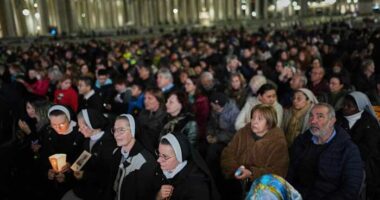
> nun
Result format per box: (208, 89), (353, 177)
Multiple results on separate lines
(157, 133), (220, 200)
(61, 109), (117, 200)
(337, 91), (380, 199)
(110, 114), (160, 200)
(39, 105), (84, 200)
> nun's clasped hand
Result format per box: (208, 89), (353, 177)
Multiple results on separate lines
(158, 185), (173, 200)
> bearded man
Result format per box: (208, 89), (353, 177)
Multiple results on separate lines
(286, 103), (364, 200)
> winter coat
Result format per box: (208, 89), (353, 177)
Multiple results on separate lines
(287, 126), (364, 200)
(221, 125), (289, 181)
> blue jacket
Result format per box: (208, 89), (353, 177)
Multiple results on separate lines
(287, 126), (363, 200)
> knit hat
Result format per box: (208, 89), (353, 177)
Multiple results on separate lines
(80, 109), (108, 130)
(210, 92), (229, 107)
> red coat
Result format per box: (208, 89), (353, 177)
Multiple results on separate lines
(54, 87), (79, 112)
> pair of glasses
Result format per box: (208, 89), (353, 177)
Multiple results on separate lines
(111, 127), (130, 135)
(155, 150), (175, 161)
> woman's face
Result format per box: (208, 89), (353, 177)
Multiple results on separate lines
(157, 144), (179, 171)
(329, 77), (343, 93)
(50, 115), (70, 135)
(231, 76), (241, 90)
(60, 79), (72, 90)
(144, 92), (160, 111)
(184, 78), (196, 94)
(258, 89), (277, 105)
(26, 102), (37, 118)
(166, 95), (182, 117)
(113, 119), (133, 147)
(251, 111), (269, 136)
(293, 91), (309, 110)
(342, 98), (359, 116)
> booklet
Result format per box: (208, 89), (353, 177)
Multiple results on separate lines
(70, 150), (92, 172)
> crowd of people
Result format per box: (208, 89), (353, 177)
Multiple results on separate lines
(1, 21), (380, 200)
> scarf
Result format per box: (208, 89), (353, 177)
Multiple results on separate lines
(285, 102), (311, 147)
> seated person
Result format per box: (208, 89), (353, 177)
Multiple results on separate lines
(336, 91), (380, 199)
(287, 103), (364, 200)
(156, 133), (220, 200)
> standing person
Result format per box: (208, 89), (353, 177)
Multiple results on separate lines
(287, 103), (363, 200)
(110, 114), (160, 200)
(39, 105), (84, 200)
(337, 91), (380, 199)
(61, 109), (116, 200)
(156, 133), (220, 200)
(221, 104), (289, 199)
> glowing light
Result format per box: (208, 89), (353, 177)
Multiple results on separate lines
(251, 11), (257, 17)
(35, 12), (40, 19)
(173, 8), (178, 14)
(81, 13), (86, 18)
(276, 0), (291, 9)
(34, 3), (38, 8)
(241, 5), (247, 10)
(22, 9), (30, 16)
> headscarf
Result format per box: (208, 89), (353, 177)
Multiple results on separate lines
(348, 91), (378, 120)
(48, 104), (77, 134)
(297, 88), (319, 104)
(245, 174), (302, 200)
(118, 114), (136, 137)
(79, 109), (108, 130)
(160, 133), (189, 179)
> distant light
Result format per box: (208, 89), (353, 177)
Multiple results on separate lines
(276, 0), (291, 9)
(251, 11), (257, 17)
(34, 3), (38, 8)
(173, 8), (178, 14)
(325, 0), (337, 5)
(81, 13), (86, 18)
(346, 0), (351, 3)
(353, 0), (358, 3)
(241, 5), (247, 10)
(294, 5), (301, 10)
(374, 3), (380, 10)
(35, 12), (40, 19)
(292, 1), (298, 7)
(22, 9), (30, 16)
(36, 26), (41, 30)
(268, 5), (276, 11)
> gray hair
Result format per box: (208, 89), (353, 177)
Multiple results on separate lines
(157, 68), (173, 82)
(313, 103), (336, 119)
(200, 71), (214, 81)
(48, 67), (63, 82)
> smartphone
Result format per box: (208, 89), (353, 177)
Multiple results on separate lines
(235, 167), (243, 177)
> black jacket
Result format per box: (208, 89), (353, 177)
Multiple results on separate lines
(287, 126), (363, 200)
(337, 111), (380, 199)
(161, 161), (217, 200)
(108, 141), (160, 200)
(73, 131), (116, 200)
(78, 92), (104, 112)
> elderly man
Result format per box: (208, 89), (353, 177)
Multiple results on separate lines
(156, 68), (175, 99)
(287, 103), (363, 200)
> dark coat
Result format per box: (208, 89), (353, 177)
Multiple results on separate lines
(287, 126), (363, 200)
(136, 107), (167, 153)
(73, 131), (116, 200)
(337, 111), (380, 199)
(78, 92), (104, 112)
(161, 161), (216, 200)
(108, 141), (160, 200)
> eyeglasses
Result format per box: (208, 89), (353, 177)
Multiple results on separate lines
(155, 150), (175, 161)
(111, 127), (130, 135)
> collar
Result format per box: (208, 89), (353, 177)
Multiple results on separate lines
(344, 111), (364, 129)
(90, 131), (105, 141)
(162, 83), (174, 93)
(84, 90), (95, 100)
(163, 161), (188, 179)
(312, 129), (336, 145)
